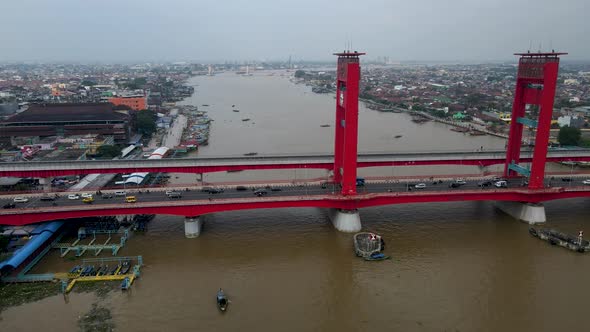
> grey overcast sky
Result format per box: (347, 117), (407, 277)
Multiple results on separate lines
(1, 0), (588, 63)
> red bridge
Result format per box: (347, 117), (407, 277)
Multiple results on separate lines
(1, 50), (583, 234)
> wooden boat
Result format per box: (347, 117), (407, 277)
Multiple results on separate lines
(217, 289), (228, 312)
(529, 228), (590, 253)
(120, 260), (131, 274)
(353, 232), (383, 258)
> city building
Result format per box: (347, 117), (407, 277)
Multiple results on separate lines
(0, 103), (131, 144)
(108, 94), (147, 111)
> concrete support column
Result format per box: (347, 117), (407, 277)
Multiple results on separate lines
(329, 209), (362, 233)
(184, 217), (202, 238)
(495, 201), (546, 224)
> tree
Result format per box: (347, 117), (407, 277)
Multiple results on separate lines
(558, 126), (581, 146)
(294, 70), (306, 78)
(136, 110), (157, 136)
(97, 145), (123, 158)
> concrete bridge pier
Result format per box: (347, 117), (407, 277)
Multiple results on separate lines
(329, 209), (362, 233)
(495, 201), (546, 224)
(184, 217), (202, 238)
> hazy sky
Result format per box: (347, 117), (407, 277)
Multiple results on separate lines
(1, 0), (588, 63)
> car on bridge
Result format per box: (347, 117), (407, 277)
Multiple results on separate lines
(13, 197), (29, 203)
(236, 186), (248, 191)
(454, 179), (467, 185)
(3, 203), (16, 209)
(82, 197), (94, 204)
(494, 180), (508, 188)
(254, 189), (268, 197)
(583, 179), (590, 185)
(68, 194), (80, 200)
(125, 196), (137, 203)
(101, 193), (114, 199)
(115, 191), (127, 197)
(81, 193), (93, 199)
(166, 191), (182, 199)
(209, 188), (224, 194)
(448, 183), (462, 189)
(414, 183), (426, 189)
(40, 195), (56, 201)
(478, 181), (493, 187)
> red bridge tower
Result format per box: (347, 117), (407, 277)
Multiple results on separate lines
(333, 51), (365, 195)
(504, 51), (567, 189)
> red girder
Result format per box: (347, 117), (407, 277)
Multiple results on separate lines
(2, 156), (590, 178)
(2, 188), (589, 226)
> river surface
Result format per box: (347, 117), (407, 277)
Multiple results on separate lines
(3, 71), (589, 332)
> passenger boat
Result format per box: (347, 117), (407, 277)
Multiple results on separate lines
(529, 228), (590, 253)
(353, 232), (384, 258)
(217, 288), (228, 312)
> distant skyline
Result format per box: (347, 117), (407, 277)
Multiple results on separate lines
(1, 0), (588, 63)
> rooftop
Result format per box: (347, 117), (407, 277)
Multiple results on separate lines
(3, 103), (128, 123)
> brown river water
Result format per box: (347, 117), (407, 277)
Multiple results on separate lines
(2, 71), (589, 332)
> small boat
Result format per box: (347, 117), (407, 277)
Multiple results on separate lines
(242, 118), (250, 122)
(353, 232), (384, 258)
(364, 252), (391, 261)
(243, 152), (258, 156)
(232, 104), (235, 107)
(227, 170), (243, 173)
(202, 104), (209, 107)
(529, 228), (590, 253)
(394, 135), (402, 138)
(217, 288), (228, 312)
(233, 109), (240, 112)
(320, 124), (330, 127)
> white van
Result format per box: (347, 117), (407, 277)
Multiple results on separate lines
(494, 180), (508, 188)
(115, 191), (127, 197)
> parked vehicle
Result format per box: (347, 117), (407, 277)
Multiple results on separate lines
(13, 197), (29, 203)
(68, 194), (80, 200)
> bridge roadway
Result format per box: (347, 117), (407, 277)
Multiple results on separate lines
(2, 175), (590, 226)
(2, 149), (590, 178)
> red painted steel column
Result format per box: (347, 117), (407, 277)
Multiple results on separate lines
(504, 81), (526, 177)
(341, 62), (360, 195)
(333, 81), (345, 183)
(529, 61), (559, 189)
